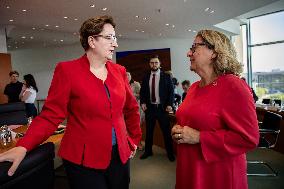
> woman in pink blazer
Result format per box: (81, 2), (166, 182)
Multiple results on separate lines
(0, 15), (141, 189)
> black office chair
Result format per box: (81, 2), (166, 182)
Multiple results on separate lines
(262, 98), (271, 105)
(273, 99), (281, 107)
(0, 102), (28, 125)
(0, 142), (55, 189)
(247, 111), (282, 176)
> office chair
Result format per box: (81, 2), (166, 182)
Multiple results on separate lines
(273, 99), (281, 107)
(0, 102), (28, 125)
(262, 98), (271, 105)
(247, 111), (282, 176)
(0, 142), (55, 189)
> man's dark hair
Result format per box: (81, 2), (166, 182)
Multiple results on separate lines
(9, 71), (19, 76)
(181, 80), (190, 86)
(149, 55), (160, 62)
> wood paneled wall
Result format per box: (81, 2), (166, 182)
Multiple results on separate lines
(0, 53), (12, 104)
(116, 48), (171, 83)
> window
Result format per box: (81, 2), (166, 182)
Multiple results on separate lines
(249, 11), (284, 104)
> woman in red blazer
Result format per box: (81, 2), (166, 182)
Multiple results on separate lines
(0, 15), (141, 189)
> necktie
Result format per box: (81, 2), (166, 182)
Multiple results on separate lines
(152, 74), (156, 103)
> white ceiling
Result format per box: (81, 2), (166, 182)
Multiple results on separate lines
(0, 0), (282, 50)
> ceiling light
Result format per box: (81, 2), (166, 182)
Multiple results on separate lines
(53, 39), (57, 42)
(141, 31), (145, 33)
(30, 36), (34, 39)
(55, 25), (59, 28)
(90, 4), (95, 8)
(22, 9), (27, 12)
(9, 19), (14, 22)
(60, 39), (64, 42)
(45, 24), (49, 27)
(8, 45), (11, 48)
(172, 25), (175, 28)
(6, 6), (10, 9)
(205, 8), (210, 12)
(188, 29), (192, 32)
(135, 29), (139, 32)
(74, 18), (78, 21)
(210, 10), (215, 14)
(193, 30), (196, 33)
(135, 15), (139, 18)
(63, 16), (68, 19)
(32, 27), (36, 30)
(165, 23), (169, 26)
(102, 8), (107, 11)
(21, 36), (26, 39)
(143, 17), (147, 20)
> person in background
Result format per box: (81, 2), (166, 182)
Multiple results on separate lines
(140, 55), (175, 162)
(19, 74), (38, 118)
(126, 71), (143, 150)
(241, 77), (258, 103)
(0, 15), (141, 189)
(181, 80), (190, 101)
(171, 30), (259, 189)
(4, 71), (23, 103)
(126, 72), (141, 101)
(172, 77), (182, 107)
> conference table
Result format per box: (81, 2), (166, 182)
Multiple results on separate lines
(0, 125), (64, 168)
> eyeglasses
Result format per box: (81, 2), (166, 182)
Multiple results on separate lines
(92, 34), (117, 42)
(190, 42), (214, 53)
(190, 43), (207, 53)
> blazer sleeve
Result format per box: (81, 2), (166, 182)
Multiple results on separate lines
(166, 74), (174, 107)
(200, 79), (259, 162)
(16, 63), (71, 151)
(121, 67), (142, 145)
(139, 75), (148, 105)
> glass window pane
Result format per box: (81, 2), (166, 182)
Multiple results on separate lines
(250, 11), (284, 45)
(251, 43), (284, 103)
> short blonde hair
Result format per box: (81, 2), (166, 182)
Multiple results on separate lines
(197, 30), (243, 76)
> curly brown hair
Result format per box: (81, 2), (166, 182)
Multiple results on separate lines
(197, 30), (243, 76)
(79, 15), (116, 51)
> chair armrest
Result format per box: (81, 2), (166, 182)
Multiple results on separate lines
(0, 142), (55, 184)
(259, 129), (280, 134)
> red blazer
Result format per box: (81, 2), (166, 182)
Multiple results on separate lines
(17, 55), (142, 169)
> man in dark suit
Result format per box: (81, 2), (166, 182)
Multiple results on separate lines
(140, 55), (175, 161)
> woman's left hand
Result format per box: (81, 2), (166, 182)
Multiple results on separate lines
(172, 125), (200, 144)
(129, 145), (137, 159)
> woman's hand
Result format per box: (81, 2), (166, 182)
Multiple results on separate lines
(129, 144), (137, 159)
(141, 104), (147, 112)
(171, 125), (200, 144)
(0, 146), (27, 176)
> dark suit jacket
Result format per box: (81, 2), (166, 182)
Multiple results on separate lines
(17, 55), (142, 169)
(140, 71), (174, 109)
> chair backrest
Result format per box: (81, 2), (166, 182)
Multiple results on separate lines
(273, 99), (281, 107)
(0, 142), (55, 189)
(262, 111), (282, 131)
(0, 102), (28, 125)
(262, 98), (271, 105)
